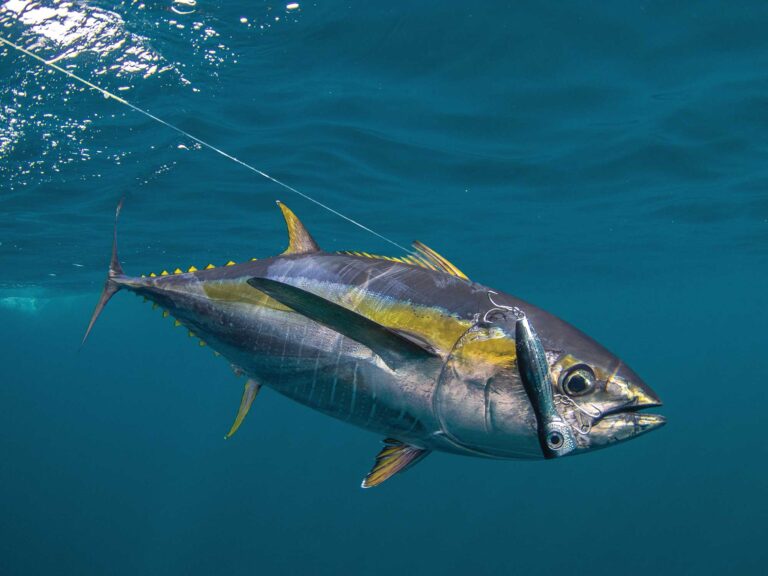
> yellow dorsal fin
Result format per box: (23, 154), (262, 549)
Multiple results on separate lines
(411, 241), (469, 280)
(338, 247), (467, 279)
(277, 201), (320, 255)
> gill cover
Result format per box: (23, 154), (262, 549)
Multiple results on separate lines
(433, 320), (542, 458)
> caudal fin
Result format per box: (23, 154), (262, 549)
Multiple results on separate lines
(82, 198), (125, 345)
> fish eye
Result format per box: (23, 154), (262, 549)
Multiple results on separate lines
(561, 365), (596, 396)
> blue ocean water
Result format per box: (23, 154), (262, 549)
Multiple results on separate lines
(1, 1), (767, 574)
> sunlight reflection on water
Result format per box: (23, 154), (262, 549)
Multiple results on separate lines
(1, 0), (170, 79)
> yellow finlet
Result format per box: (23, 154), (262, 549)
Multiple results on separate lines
(174, 268), (183, 274)
(188, 330), (196, 338)
(199, 340), (207, 347)
(174, 320), (182, 327)
(226, 261), (236, 266)
(162, 310), (169, 318)
(277, 201), (320, 255)
(160, 270), (169, 276)
(205, 263), (215, 269)
(412, 241), (469, 280)
(149, 272), (157, 277)
(188, 266), (198, 272)
(225, 378), (261, 439)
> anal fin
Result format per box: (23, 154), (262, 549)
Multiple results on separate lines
(224, 378), (261, 439)
(361, 438), (430, 488)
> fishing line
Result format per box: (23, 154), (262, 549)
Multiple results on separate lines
(0, 34), (412, 254)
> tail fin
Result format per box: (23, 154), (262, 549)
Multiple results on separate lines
(82, 198), (125, 345)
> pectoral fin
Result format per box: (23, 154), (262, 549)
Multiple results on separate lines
(246, 277), (439, 368)
(224, 378), (261, 439)
(361, 439), (430, 488)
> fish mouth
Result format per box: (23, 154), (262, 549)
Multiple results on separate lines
(601, 398), (663, 418)
(598, 365), (666, 433)
(591, 399), (666, 439)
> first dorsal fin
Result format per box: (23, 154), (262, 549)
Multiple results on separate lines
(361, 439), (430, 488)
(277, 201), (320, 255)
(412, 241), (469, 280)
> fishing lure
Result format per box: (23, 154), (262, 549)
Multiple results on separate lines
(515, 315), (576, 458)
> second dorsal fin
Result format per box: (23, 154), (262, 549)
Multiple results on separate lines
(412, 241), (469, 280)
(277, 201), (320, 255)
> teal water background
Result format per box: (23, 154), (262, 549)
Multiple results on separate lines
(1, 1), (767, 574)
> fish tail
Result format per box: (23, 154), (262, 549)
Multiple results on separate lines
(82, 198), (126, 345)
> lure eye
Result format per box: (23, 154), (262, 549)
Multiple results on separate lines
(561, 365), (595, 396)
(548, 432), (563, 449)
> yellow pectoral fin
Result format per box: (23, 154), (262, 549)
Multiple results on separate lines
(224, 378), (261, 439)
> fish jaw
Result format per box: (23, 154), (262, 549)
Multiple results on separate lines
(584, 364), (665, 449)
(586, 410), (666, 450)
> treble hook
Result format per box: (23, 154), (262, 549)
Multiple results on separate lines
(484, 291), (525, 323)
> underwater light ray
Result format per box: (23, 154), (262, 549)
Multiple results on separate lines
(0, 33), (412, 254)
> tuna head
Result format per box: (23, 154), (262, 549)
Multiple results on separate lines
(433, 307), (665, 459)
(547, 349), (665, 454)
